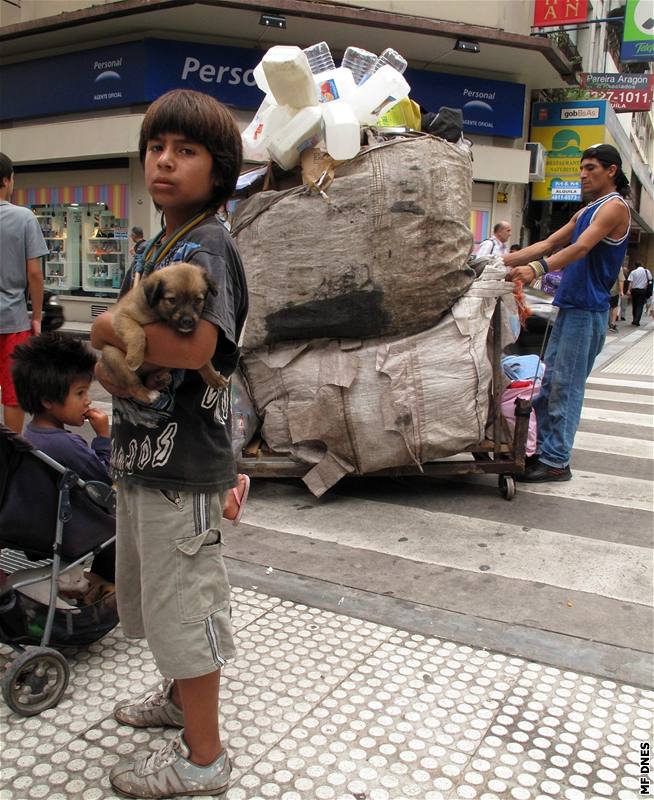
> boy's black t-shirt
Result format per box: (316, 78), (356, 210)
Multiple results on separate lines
(110, 216), (248, 492)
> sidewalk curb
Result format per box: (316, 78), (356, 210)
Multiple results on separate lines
(226, 557), (654, 689)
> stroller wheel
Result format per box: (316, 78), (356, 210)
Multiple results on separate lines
(2, 647), (69, 716)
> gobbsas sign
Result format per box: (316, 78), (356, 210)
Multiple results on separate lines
(1, 38), (524, 138)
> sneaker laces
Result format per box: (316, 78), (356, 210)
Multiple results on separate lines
(140, 736), (182, 775)
(140, 679), (174, 710)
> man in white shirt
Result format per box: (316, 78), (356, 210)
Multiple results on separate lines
(477, 221), (512, 258)
(625, 261), (652, 326)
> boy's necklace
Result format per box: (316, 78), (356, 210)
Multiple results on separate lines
(132, 209), (213, 286)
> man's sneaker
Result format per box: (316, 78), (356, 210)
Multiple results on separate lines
(114, 679), (184, 729)
(110, 732), (230, 798)
(516, 460), (572, 483)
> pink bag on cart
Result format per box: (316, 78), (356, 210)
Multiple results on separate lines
(501, 379), (542, 456)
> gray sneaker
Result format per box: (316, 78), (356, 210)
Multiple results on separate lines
(110, 732), (231, 798)
(114, 679), (184, 729)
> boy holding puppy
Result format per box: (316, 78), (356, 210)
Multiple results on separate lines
(91, 89), (248, 798)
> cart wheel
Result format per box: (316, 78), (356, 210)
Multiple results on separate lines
(499, 475), (516, 501)
(2, 647), (69, 716)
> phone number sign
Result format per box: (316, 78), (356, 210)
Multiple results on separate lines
(580, 73), (653, 112)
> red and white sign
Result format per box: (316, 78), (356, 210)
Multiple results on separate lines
(580, 72), (654, 113)
(533, 0), (588, 27)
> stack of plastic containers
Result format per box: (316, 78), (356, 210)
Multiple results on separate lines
(241, 42), (411, 167)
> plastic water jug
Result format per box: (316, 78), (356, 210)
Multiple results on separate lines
(303, 41), (355, 103)
(341, 46), (377, 84)
(267, 106), (323, 171)
(322, 100), (361, 161)
(261, 104), (295, 147)
(253, 61), (271, 94)
(262, 46), (319, 109)
(314, 66), (356, 103)
(348, 64), (410, 125)
(241, 96), (275, 162)
(370, 48), (408, 75)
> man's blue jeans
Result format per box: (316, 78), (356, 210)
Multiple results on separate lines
(535, 307), (608, 468)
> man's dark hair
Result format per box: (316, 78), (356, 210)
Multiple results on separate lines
(11, 333), (97, 415)
(139, 89), (243, 211)
(0, 152), (14, 182)
(581, 143), (631, 198)
(131, 226), (144, 238)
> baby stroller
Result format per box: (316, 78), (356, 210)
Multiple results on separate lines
(0, 424), (118, 716)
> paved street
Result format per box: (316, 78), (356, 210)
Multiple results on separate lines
(1, 323), (652, 800)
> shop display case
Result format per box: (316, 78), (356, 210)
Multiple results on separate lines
(82, 209), (129, 294)
(35, 206), (81, 292)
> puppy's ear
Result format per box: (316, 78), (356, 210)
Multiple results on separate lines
(203, 272), (218, 296)
(143, 276), (164, 307)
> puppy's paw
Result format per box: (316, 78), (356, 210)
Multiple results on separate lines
(126, 354), (144, 372)
(208, 373), (230, 390)
(147, 390), (161, 404)
(144, 369), (172, 391)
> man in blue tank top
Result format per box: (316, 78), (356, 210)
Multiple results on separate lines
(504, 144), (631, 482)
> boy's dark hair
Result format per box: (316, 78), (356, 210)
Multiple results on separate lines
(131, 226), (144, 238)
(0, 152), (14, 183)
(11, 333), (97, 414)
(139, 89), (242, 211)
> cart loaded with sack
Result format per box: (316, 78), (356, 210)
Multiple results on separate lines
(229, 134), (532, 499)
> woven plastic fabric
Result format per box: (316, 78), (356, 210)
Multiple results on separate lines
(233, 136), (475, 349)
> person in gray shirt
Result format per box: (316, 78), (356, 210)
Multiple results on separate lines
(0, 152), (48, 433)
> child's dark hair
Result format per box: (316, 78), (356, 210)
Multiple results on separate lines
(0, 152), (14, 183)
(11, 333), (97, 414)
(139, 89), (242, 211)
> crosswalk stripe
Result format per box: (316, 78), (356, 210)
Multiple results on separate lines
(584, 389), (654, 406)
(242, 492), (651, 604)
(587, 377), (654, 390)
(573, 431), (654, 460)
(581, 406), (653, 427)
(514, 469), (653, 511)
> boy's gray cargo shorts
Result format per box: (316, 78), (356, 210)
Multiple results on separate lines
(115, 481), (236, 678)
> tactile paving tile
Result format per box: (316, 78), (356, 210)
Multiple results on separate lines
(1, 589), (652, 800)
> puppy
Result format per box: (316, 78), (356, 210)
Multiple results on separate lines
(100, 262), (229, 404)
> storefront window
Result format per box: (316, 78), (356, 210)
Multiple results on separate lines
(32, 203), (128, 296)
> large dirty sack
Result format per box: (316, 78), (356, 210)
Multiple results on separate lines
(233, 135), (475, 349)
(242, 265), (518, 496)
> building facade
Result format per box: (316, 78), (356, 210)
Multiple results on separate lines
(0, 0), (651, 322)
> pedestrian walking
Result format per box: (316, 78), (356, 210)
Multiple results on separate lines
(129, 225), (146, 257)
(625, 260), (652, 326)
(0, 152), (48, 434)
(91, 89), (248, 798)
(477, 220), (512, 257)
(504, 143), (631, 483)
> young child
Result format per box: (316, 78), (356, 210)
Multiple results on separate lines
(11, 333), (115, 581)
(91, 89), (248, 798)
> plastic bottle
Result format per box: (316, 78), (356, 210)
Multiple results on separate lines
(304, 41), (356, 103)
(370, 48), (408, 76)
(348, 64), (411, 126)
(267, 106), (323, 171)
(261, 46), (319, 109)
(322, 101), (361, 161)
(341, 46), (378, 84)
(303, 41), (335, 74)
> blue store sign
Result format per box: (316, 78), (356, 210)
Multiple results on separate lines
(407, 69), (525, 139)
(1, 39), (524, 138)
